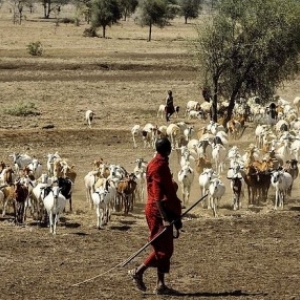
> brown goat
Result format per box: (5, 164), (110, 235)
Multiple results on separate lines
(195, 156), (212, 175)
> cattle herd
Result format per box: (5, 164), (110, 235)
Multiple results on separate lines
(1, 94), (300, 234)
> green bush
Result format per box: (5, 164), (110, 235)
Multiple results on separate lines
(27, 41), (43, 56)
(4, 102), (40, 117)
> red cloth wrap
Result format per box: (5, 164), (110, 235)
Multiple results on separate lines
(142, 153), (182, 273)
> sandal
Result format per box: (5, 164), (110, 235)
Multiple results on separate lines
(128, 269), (147, 292)
(153, 285), (179, 295)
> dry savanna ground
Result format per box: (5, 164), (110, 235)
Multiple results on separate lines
(1, 6), (300, 300)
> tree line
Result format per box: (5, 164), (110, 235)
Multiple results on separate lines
(3, 0), (204, 40)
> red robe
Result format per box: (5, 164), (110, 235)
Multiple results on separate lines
(143, 153), (181, 273)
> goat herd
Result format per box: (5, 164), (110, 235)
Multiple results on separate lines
(129, 95), (300, 218)
(2, 95), (300, 235)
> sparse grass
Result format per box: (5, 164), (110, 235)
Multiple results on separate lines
(4, 102), (40, 117)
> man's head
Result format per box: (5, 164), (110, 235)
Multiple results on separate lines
(168, 90), (172, 96)
(156, 138), (172, 156)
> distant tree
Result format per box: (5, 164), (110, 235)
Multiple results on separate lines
(137, 0), (176, 41)
(91, 0), (122, 38)
(75, 0), (93, 23)
(179, 0), (202, 24)
(119, 0), (138, 21)
(39, 0), (69, 19)
(165, 0), (180, 20)
(7, 0), (26, 24)
(194, 0), (300, 123)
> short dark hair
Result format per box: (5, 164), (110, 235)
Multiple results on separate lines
(155, 138), (171, 154)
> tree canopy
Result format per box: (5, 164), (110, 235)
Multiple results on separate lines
(136, 0), (177, 41)
(119, 0), (138, 20)
(178, 0), (202, 24)
(194, 0), (300, 122)
(91, 0), (122, 38)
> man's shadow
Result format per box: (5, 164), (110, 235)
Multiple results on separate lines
(144, 289), (267, 297)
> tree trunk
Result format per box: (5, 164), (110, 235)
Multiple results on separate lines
(43, 4), (47, 18)
(224, 91), (238, 125)
(123, 9), (128, 21)
(184, 16), (188, 24)
(148, 22), (152, 42)
(211, 77), (219, 123)
(103, 25), (106, 38)
(46, 2), (51, 18)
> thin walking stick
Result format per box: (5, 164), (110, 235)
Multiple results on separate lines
(71, 193), (208, 286)
(120, 193), (208, 267)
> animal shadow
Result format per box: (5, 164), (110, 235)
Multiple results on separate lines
(63, 222), (81, 229)
(119, 220), (136, 225)
(70, 232), (89, 236)
(109, 225), (131, 231)
(289, 206), (300, 211)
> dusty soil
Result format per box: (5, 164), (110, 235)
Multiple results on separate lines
(1, 16), (300, 300)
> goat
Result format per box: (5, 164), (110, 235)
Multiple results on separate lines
(227, 164), (244, 210)
(270, 170), (293, 210)
(177, 165), (194, 206)
(13, 181), (29, 225)
(43, 186), (66, 234)
(9, 153), (33, 174)
(208, 178), (226, 217)
(198, 168), (218, 209)
(116, 173), (137, 215)
(85, 109), (95, 128)
(91, 185), (111, 229)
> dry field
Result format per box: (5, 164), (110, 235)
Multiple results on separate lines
(1, 7), (300, 300)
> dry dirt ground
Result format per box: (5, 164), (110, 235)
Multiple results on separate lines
(1, 12), (300, 300)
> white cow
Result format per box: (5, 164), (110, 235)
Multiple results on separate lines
(131, 125), (141, 149)
(177, 165), (194, 206)
(271, 170), (293, 210)
(208, 178), (226, 217)
(43, 186), (66, 234)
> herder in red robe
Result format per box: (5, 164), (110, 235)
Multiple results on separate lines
(128, 137), (182, 295)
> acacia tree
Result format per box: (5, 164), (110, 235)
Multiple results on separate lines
(137, 0), (176, 42)
(119, 0), (138, 21)
(179, 0), (202, 24)
(91, 0), (122, 38)
(194, 0), (300, 123)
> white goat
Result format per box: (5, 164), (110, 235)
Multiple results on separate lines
(85, 110), (95, 128)
(177, 165), (194, 206)
(43, 186), (66, 234)
(27, 158), (43, 179)
(212, 143), (227, 174)
(198, 168), (218, 208)
(271, 170), (293, 210)
(133, 158), (147, 202)
(209, 178), (226, 217)
(91, 185), (111, 229)
(131, 125), (141, 149)
(10, 152), (33, 173)
(46, 152), (61, 176)
(84, 170), (101, 209)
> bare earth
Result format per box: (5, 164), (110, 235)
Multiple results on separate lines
(1, 16), (300, 300)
